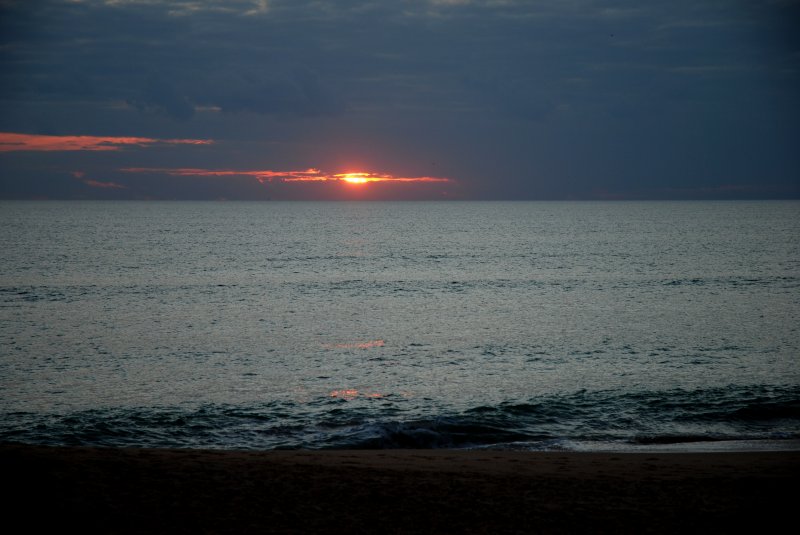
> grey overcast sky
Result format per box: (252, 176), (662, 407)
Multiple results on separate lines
(0, 0), (798, 200)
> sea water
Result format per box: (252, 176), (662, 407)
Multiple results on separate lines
(1, 201), (798, 450)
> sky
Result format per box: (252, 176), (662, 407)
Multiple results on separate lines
(0, 0), (798, 200)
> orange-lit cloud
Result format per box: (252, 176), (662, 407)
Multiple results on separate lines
(121, 167), (324, 183)
(120, 167), (452, 184)
(327, 172), (450, 184)
(83, 179), (127, 189)
(71, 170), (127, 189)
(0, 132), (212, 152)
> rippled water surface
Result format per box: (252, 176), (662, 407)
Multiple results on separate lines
(1, 201), (798, 449)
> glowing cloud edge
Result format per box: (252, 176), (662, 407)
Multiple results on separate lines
(0, 132), (212, 152)
(120, 167), (453, 184)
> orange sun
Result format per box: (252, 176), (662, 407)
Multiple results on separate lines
(339, 173), (370, 184)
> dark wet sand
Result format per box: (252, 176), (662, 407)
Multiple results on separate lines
(2, 443), (798, 533)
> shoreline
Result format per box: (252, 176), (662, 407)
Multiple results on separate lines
(3, 443), (798, 533)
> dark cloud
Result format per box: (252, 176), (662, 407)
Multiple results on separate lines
(199, 69), (344, 116)
(0, 0), (797, 199)
(129, 75), (195, 121)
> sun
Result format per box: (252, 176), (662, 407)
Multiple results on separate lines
(339, 173), (370, 184)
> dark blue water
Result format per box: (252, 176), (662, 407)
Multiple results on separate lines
(1, 201), (798, 450)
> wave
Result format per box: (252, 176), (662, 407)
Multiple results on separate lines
(2, 384), (798, 450)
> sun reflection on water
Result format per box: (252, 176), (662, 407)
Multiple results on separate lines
(322, 339), (385, 349)
(329, 389), (384, 400)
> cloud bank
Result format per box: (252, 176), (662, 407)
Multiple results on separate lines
(120, 167), (453, 184)
(0, 132), (212, 152)
(0, 0), (797, 199)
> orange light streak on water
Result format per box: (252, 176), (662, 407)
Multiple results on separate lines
(322, 340), (385, 349)
(329, 389), (386, 400)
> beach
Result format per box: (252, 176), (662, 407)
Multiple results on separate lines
(3, 443), (798, 533)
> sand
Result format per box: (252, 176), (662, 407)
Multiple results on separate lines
(2, 443), (798, 533)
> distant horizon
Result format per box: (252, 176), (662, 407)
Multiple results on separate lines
(2, 196), (798, 202)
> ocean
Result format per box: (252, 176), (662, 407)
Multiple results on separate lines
(1, 200), (798, 451)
